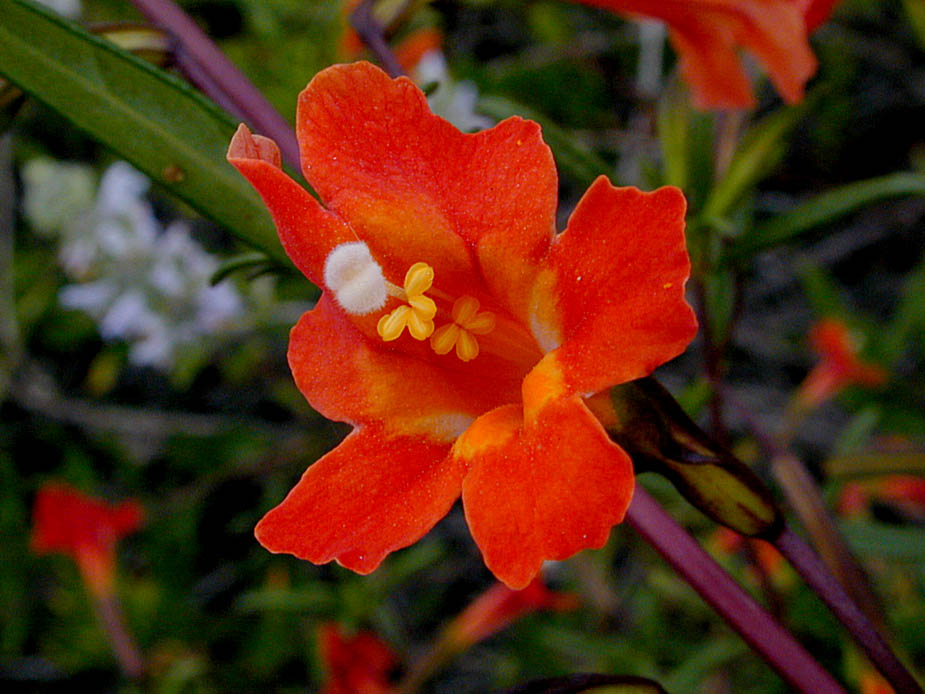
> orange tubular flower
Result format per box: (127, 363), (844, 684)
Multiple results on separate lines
(573, 0), (839, 109)
(31, 482), (143, 598)
(447, 577), (579, 648)
(228, 62), (697, 589)
(798, 318), (887, 409)
(320, 623), (396, 694)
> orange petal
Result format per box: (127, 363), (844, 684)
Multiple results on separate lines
(289, 295), (520, 437)
(227, 124), (353, 285)
(575, 0), (818, 108)
(458, 398), (635, 589)
(296, 62), (557, 302)
(536, 178), (698, 397)
(255, 423), (462, 574)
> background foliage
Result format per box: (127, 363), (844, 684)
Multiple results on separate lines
(1, 0), (923, 692)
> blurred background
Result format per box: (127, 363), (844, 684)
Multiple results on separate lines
(1, 0), (923, 692)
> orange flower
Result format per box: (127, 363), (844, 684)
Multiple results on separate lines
(31, 482), (143, 598)
(572, 0), (839, 109)
(798, 318), (887, 408)
(711, 527), (785, 581)
(446, 577), (579, 648)
(860, 669), (895, 694)
(227, 62), (697, 589)
(320, 623), (396, 694)
(838, 475), (925, 520)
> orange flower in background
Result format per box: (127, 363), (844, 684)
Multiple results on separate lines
(838, 475), (925, 520)
(573, 0), (839, 109)
(447, 577), (580, 648)
(228, 61), (697, 589)
(798, 318), (887, 409)
(320, 623), (396, 694)
(860, 669), (895, 694)
(31, 482), (143, 598)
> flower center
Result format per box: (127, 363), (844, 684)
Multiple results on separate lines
(325, 243), (518, 363)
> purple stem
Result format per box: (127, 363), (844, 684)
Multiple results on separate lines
(94, 594), (144, 679)
(350, 0), (406, 79)
(776, 527), (923, 694)
(127, 0), (300, 170)
(626, 489), (846, 694)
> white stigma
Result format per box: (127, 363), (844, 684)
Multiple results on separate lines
(323, 242), (387, 315)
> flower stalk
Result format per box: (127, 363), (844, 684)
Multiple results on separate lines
(626, 488), (847, 694)
(127, 0), (300, 169)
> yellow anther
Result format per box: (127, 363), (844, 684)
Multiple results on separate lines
(407, 309), (435, 340)
(408, 295), (437, 320)
(377, 305), (411, 342)
(430, 323), (460, 355)
(429, 295), (495, 361)
(463, 312), (496, 335)
(456, 330), (480, 362)
(405, 262), (434, 297)
(376, 262), (436, 342)
(452, 296), (481, 325)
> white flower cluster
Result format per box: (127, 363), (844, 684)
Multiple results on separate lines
(22, 159), (247, 370)
(414, 51), (494, 133)
(35, 0), (82, 20)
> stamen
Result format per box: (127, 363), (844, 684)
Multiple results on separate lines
(428, 295), (495, 362)
(431, 324), (460, 355)
(377, 305), (411, 341)
(323, 242), (386, 315)
(376, 261), (437, 342)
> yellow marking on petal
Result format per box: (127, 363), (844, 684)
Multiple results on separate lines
(663, 282), (673, 289)
(451, 405), (521, 462)
(407, 311), (435, 340)
(455, 330), (480, 362)
(521, 354), (566, 424)
(377, 305), (410, 342)
(408, 294), (437, 320)
(404, 262), (434, 297)
(431, 323), (460, 355)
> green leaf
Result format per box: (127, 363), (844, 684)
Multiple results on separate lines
(701, 102), (808, 224)
(826, 452), (925, 479)
(725, 173), (925, 263)
(0, 0), (288, 266)
(656, 76), (714, 213)
(841, 521), (925, 562)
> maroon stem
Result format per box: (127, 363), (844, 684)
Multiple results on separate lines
(350, 0), (406, 78)
(94, 594), (144, 679)
(127, 0), (300, 169)
(626, 489), (846, 694)
(776, 527), (923, 694)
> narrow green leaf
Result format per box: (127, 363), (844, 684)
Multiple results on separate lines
(211, 252), (279, 286)
(725, 173), (925, 263)
(826, 452), (925, 479)
(702, 102), (808, 223)
(0, 0), (288, 266)
(655, 76), (714, 213)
